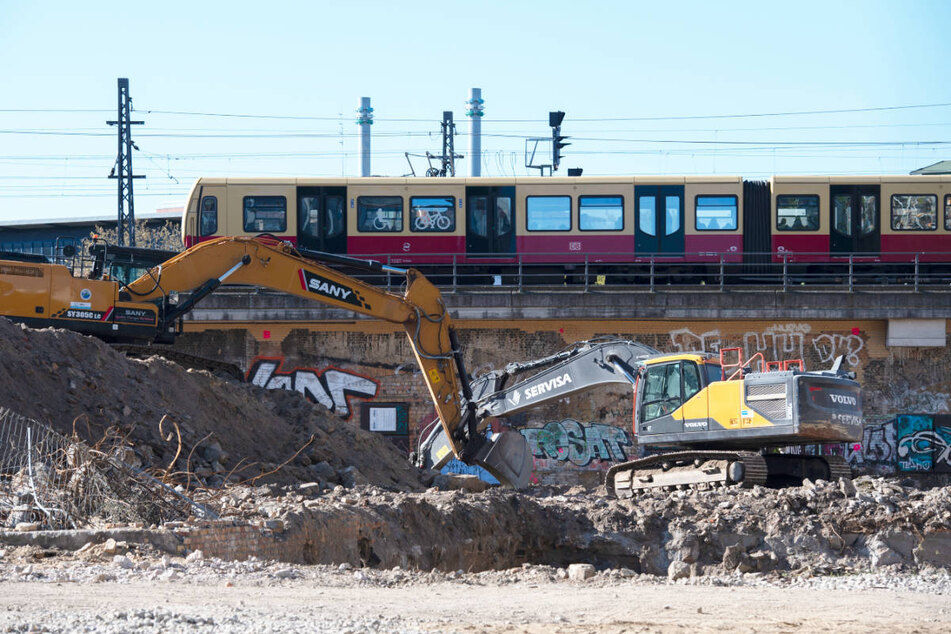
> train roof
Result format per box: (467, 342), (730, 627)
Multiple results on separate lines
(190, 174), (951, 187)
(190, 175), (746, 187)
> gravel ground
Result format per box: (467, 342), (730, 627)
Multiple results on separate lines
(0, 559), (948, 633)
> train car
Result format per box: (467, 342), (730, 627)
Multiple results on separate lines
(179, 174), (951, 281)
(180, 175), (746, 262)
(770, 175), (951, 265)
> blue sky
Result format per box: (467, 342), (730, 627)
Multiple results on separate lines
(1, 0), (949, 221)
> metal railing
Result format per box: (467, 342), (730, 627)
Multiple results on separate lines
(13, 246), (951, 294)
(330, 250), (951, 294)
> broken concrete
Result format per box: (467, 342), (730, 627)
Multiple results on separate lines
(2, 476), (947, 577)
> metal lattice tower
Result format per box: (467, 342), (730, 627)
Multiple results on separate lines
(440, 111), (463, 177)
(107, 78), (144, 246)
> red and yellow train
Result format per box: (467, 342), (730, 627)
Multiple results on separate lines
(181, 175), (951, 277)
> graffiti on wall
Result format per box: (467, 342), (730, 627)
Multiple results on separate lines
(670, 328), (722, 354)
(668, 323), (864, 369)
(246, 357), (379, 419)
(519, 419), (632, 468)
(844, 420), (897, 467)
(744, 323), (811, 361)
(812, 333), (864, 367)
(837, 415), (951, 473)
(896, 414), (951, 472)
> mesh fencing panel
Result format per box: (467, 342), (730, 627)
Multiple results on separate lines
(0, 407), (215, 530)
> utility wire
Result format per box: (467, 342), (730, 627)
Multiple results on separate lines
(136, 101), (951, 122)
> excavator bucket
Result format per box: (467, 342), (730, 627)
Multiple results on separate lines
(415, 423), (533, 489)
(471, 430), (534, 489)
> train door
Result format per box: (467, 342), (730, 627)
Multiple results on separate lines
(465, 186), (516, 256)
(830, 185), (880, 255)
(297, 186), (347, 253)
(635, 185), (685, 255)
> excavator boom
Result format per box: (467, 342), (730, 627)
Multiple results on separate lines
(0, 237), (533, 488)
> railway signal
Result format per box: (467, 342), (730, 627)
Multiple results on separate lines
(550, 111), (569, 172)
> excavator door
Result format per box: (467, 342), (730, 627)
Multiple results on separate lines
(636, 360), (686, 437)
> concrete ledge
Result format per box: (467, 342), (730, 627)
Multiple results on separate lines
(185, 288), (951, 322)
(0, 528), (182, 553)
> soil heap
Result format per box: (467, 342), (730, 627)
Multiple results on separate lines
(0, 317), (425, 491)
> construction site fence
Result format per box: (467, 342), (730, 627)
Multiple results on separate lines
(0, 407), (213, 531)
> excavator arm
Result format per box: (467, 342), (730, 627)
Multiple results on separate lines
(120, 236), (533, 488)
(414, 338), (658, 472)
(471, 338), (659, 419)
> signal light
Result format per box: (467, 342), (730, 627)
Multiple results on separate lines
(553, 132), (570, 171)
(549, 111), (568, 172)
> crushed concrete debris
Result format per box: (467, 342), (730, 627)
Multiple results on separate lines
(2, 476), (949, 579)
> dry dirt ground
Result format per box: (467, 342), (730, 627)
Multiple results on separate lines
(0, 577), (948, 633)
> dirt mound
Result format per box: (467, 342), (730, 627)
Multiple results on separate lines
(0, 318), (425, 491)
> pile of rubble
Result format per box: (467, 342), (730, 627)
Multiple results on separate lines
(0, 475), (949, 581)
(0, 318), (427, 491)
(168, 474), (951, 577)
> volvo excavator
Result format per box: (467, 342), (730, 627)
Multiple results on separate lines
(0, 236), (533, 488)
(414, 337), (863, 495)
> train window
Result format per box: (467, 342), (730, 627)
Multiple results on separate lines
(526, 196), (571, 231)
(243, 196), (286, 233)
(496, 198), (512, 236)
(326, 196), (345, 238)
(410, 196), (455, 232)
(579, 196), (623, 231)
(665, 196), (681, 235)
(357, 196), (402, 232)
(860, 195), (877, 236)
(833, 195), (852, 236)
(695, 195), (738, 231)
(891, 194), (937, 231)
(469, 197), (488, 237)
(639, 196), (656, 236)
(946, 195), (951, 231)
(199, 196), (218, 236)
(777, 195), (819, 231)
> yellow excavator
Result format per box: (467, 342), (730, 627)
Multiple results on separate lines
(0, 236), (533, 488)
(463, 337), (863, 494)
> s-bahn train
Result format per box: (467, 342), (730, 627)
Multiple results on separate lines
(181, 175), (951, 280)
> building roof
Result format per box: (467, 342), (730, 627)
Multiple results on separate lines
(910, 160), (951, 175)
(0, 208), (182, 230)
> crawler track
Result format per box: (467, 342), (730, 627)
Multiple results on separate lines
(606, 451), (768, 498)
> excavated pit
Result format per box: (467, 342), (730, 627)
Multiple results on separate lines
(1, 318), (949, 578)
(210, 478), (951, 575)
